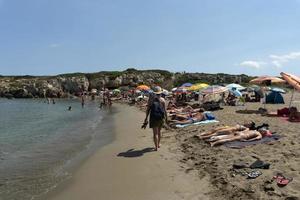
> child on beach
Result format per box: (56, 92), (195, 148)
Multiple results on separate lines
(143, 86), (167, 151)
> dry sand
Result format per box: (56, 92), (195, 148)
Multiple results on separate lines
(48, 104), (211, 200)
(176, 93), (300, 200)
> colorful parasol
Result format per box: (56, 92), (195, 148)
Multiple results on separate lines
(249, 76), (285, 84)
(280, 72), (300, 92)
(188, 83), (209, 91)
(226, 83), (246, 91)
(174, 87), (188, 93)
(181, 82), (193, 87)
(200, 85), (228, 95)
(136, 84), (150, 91)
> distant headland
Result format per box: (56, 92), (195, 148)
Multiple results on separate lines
(0, 68), (254, 98)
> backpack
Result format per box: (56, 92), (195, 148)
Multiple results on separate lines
(150, 98), (165, 120)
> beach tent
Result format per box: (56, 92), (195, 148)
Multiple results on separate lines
(265, 91), (285, 104)
(188, 83), (209, 91)
(226, 83), (245, 91)
(181, 83), (193, 87)
(271, 87), (286, 94)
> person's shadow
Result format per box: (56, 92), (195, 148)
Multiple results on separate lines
(117, 148), (155, 158)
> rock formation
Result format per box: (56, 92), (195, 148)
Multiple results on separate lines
(0, 68), (253, 98)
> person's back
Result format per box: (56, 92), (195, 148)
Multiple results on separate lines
(150, 97), (165, 122)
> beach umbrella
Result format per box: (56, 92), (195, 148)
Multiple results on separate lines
(136, 84), (150, 91)
(113, 89), (121, 93)
(229, 88), (243, 97)
(280, 72), (300, 108)
(181, 82), (193, 87)
(271, 87), (286, 94)
(175, 87), (188, 93)
(249, 76), (285, 84)
(200, 85), (228, 95)
(280, 72), (300, 92)
(188, 83), (209, 91)
(226, 83), (246, 91)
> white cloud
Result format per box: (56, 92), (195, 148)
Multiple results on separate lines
(269, 51), (300, 68)
(240, 60), (264, 69)
(49, 43), (61, 48)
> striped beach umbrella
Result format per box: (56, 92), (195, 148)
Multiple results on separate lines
(250, 76), (285, 84)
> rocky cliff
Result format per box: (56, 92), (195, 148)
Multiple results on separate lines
(0, 68), (253, 98)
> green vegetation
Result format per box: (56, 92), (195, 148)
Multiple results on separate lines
(57, 72), (85, 78)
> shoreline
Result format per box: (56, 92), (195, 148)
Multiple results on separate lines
(47, 104), (211, 200)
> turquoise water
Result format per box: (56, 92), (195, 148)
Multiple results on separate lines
(0, 98), (115, 200)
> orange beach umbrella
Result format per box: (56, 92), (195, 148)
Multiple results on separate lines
(136, 85), (150, 91)
(280, 72), (300, 92)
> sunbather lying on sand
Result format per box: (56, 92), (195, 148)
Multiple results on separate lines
(167, 105), (198, 113)
(169, 109), (206, 125)
(209, 128), (269, 147)
(199, 122), (255, 139)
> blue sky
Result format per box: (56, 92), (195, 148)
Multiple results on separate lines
(0, 0), (300, 76)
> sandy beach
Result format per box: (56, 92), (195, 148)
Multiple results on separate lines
(48, 104), (211, 200)
(176, 93), (300, 200)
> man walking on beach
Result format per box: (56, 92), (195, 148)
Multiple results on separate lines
(143, 86), (167, 151)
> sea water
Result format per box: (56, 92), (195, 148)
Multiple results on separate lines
(0, 98), (115, 200)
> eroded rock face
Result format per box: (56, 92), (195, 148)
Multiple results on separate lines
(0, 69), (252, 98)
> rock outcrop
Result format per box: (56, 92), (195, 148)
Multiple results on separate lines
(0, 68), (253, 98)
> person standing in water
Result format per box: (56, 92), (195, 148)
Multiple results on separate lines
(143, 86), (167, 151)
(81, 93), (85, 108)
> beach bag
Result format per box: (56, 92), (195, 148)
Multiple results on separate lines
(204, 112), (215, 120)
(150, 99), (165, 120)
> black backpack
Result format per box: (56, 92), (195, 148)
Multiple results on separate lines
(150, 98), (165, 120)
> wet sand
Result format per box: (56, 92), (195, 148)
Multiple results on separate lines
(49, 104), (211, 200)
(176, 93), (300, 200)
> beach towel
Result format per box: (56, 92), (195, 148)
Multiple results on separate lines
(223, 134), (281, 149)
(175, 119), (219, 128)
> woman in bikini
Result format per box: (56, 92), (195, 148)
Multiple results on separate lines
(209, 128), (268, 147)
(198, 122), (255, 139)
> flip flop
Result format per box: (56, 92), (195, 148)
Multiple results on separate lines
(247, 170), (262, 179)
(250, 160), (270, 169)
(273, 173), (293, 187)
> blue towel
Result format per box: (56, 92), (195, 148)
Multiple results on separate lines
(175, 119), (219, 128)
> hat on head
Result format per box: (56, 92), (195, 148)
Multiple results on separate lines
(153, 86), (162, 94)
